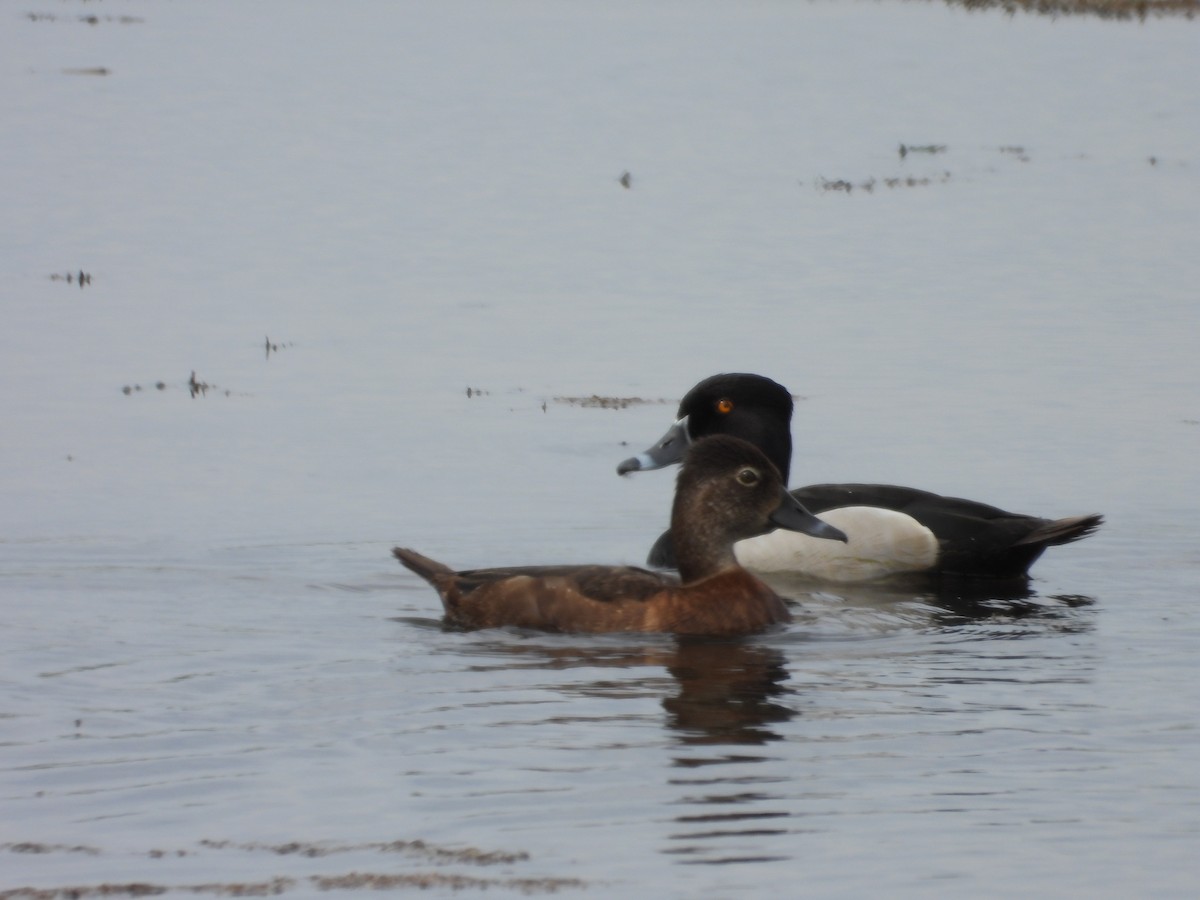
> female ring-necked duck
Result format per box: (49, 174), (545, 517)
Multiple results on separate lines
(394, 435), (847, 635)
(617, 373), (1103, 582)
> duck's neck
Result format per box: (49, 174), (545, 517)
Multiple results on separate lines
(670, 495), (740, 584)
(760, 419), (792, 484)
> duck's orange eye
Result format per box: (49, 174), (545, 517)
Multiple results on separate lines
(716, 398), (734, 414)
(736, 467), (760, 487)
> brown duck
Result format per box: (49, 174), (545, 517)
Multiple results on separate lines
(394, 435), (847, 635)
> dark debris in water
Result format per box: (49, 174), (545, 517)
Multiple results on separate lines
(804, 141), (955, 193)
(26, 13), (145, 25)
(189, 371), (212, 398)
(0, 877), (291, 898)
(899, 143), (947, 158)
(311, 872), (585, 892)
(118, 374), (244, 399)
(1, 838), (584, 898)
(810, 173), (953, 194)
(0, 874), (585, 898)
(1, 842), (100, 856)
(999, 145), (1032, 162)
(121, 382), (167, 396)
(805, 137), (1175, 198)
(61, 67), (111, 76)
(264, 336), (293, 359)
(934, 0), (1197, 20)
(554, 395), (673, 410)
(49, 270), (92, 288)
(1142, 155), (1188, 168)
(618, 170), (632, 189)
(196, 838), (528, 865)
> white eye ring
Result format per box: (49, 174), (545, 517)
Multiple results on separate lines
(736, 467), (760, 486)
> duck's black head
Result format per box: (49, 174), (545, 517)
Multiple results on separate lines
(670, 435), (845, 583)
(617, 374), (795, 482)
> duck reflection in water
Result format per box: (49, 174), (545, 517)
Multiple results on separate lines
(438, 591), (1094, 867)
(759, 570), (1097, 630)
(450, 636), (796, 746)
(661, 639), (793, 746)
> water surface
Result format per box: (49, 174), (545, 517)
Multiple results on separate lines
(2, 2), (1198, 897)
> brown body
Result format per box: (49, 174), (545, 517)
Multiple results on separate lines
(392, 436), (846, 636)
(393, 550), (790, 635)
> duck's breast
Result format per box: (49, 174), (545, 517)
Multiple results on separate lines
(734, 506), (939, 582)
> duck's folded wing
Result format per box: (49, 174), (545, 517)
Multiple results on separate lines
(567, 565), (677, 602)
(793, 483), (1102, 577)
(792, 483), (949, 515)
(795, 483), (1101, 543)
(455, 564), (675, 603)
(439, 564), (680, 632)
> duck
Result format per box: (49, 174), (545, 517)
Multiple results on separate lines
(617, 373), (1103, 582)
(394, 435), (848, 635)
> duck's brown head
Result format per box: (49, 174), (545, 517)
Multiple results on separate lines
(670, 435), (846, 583)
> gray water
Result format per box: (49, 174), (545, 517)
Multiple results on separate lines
(2, 1), (1198, 897)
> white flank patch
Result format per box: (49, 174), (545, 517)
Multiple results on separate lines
(734, 506), (939, 582)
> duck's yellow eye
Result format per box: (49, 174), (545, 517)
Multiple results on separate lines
(717, 398), (734, 414)
(736, 467), (760, 486)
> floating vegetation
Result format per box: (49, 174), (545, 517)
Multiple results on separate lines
(79, 15), (146, 26)
(196, 838), (528, 865)
(553, 395), (671, 410)
(120, 382), (167, 396)
(932, 0), (1197, 20)
(264, 335), (293, 359)
(49, 270), (91, 288)
(898, 143), (947, 158)
(311, 872), (585, 893)
(810, 172), (953, 194)
(998, 145), (1032, 162)
(0, 837), (584, 897)
(884, 173), (952, 188)
(188, 371), (210, 398)
(2, 842), (99, 856)
(119, 373), (242, 398)
(0, 873), (585, 897)
(0, 877), (292, 898)
(807, 138), (1180, 198)
(25, 13), (145, 25)
(814, 177), (855, 194)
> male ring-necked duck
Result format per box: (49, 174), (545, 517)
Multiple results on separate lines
(394, 435), (847, 635)
(617, 373), (1103, 582)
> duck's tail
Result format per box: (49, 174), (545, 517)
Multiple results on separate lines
(1017, 513), (1104, 547)
(393, 547), (454, 583)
